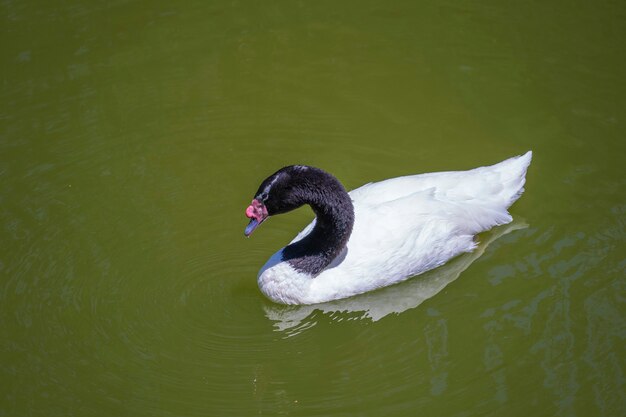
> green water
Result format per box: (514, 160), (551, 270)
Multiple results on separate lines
(2, 1), (625, 416)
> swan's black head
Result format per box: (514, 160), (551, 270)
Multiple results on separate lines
(244, 165), (342, 237)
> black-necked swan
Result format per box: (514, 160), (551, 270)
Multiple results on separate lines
(244, 151), (532, 305)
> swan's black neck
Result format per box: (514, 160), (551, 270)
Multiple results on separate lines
(259, 166), (354, 276)
(282, 190), (354, 275)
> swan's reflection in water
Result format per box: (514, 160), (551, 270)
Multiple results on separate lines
(264, 220), (527, 336)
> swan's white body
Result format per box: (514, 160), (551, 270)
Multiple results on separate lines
(258, 151), (532, 305)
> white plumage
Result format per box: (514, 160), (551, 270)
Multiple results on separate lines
(255, 151), (532, 305)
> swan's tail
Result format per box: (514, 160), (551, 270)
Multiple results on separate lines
(489, 150), (532, 209)
(456, 151), (532, 233)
